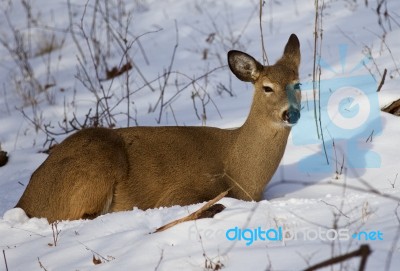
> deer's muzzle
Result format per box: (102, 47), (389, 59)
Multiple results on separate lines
(283, 108), (300, 125)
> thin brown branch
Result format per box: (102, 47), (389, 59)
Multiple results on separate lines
(153, 190), (228, 233)
(78, 241), (111, 263)
(2, 250), (8, 271)
(304, 244), (371, 271)
(377, 68), (387, 92)
(259, 0), (269, 65)
(38, 257), (48, 271)
(154, 249), (164, 271)
(312, 0), (320, 139)
(224, 172), (254, 201)
(382, 98), (400, 116)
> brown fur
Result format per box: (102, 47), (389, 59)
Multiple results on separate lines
(16, 34), (301, 222)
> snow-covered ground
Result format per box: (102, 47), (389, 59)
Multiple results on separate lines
(1, 0), (400, 270)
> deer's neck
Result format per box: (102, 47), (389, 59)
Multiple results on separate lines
(224, 98), (291, 201)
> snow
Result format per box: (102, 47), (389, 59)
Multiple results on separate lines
(1, 0), (400, 270)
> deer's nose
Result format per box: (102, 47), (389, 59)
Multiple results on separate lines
(283, 108), (300, 125)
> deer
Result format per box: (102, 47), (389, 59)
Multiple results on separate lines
(16, 34), (301, 223)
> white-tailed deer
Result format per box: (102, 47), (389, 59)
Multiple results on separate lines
(16, 34), (301, 223)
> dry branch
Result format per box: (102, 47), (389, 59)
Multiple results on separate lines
(2, 250), (8, 271)
(153, 190), (228, 233)
(258, 0), (269, 65)
(38, 257), (48, 271)
(304, 244), (371, 271)
(377, 68), (387, 92)
(382, 98), (400, 116)
(103, 62), (133, 81)
(0, 150), (8, 167)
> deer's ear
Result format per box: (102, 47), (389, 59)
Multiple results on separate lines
(280, 34), (301, 68)
(228, 50), (263, 83)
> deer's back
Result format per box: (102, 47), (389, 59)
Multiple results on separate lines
(17, 126), (236, 221)
(112, 126), (236, 210)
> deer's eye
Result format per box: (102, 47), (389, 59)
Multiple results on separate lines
(263, 86), (274, 93)
(294, 83), (301, 90)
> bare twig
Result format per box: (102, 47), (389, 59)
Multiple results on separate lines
(304, 244), (371, 271)
(382, 98), (400, 116)
(377, 68), (387, 92)
(224, 172), (254, 201)
(109, 66), (225, 120)
(48, 221), (61, 247)
(2, 250), (8, 271)
(388, 173), (398, 188)
(152, 20), (179, 124)
(259, 0), (269, 65)
(38, 257), (48, 271)
(78, 241), (111, 263)
(67, 0), (86, 62)
(320, 200), (350, 218)
(366, 130), (374, 143)
(154, 249), (164, 271)
(154, 190), (228, 233)
(312, 0), (320, 139)
(318, 65), (329, 165)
